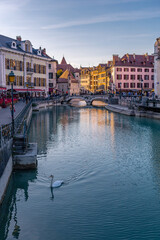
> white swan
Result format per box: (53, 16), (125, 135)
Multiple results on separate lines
(49, 175), (64, 188)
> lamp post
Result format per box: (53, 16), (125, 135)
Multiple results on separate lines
(120, 82), (122, 100)
(8, 71), (15, 137)
(141, 78), (143, 102)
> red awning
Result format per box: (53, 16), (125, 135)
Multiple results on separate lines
(15, 88), (45, 92)
(0, 87), (6, 90)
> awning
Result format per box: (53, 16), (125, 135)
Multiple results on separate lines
(0, 87), (6, 90)
(14, 88), (45, 92)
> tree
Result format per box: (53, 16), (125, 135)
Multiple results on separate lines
(56, 69), (63, 79)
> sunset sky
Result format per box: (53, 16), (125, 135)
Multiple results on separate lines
(0, 0), (160, 67)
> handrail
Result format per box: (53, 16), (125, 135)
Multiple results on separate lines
(0, 100), (32, 148)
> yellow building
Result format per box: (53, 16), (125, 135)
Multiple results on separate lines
(80, 64), (109, 93)
(80, 67), (91, 93)
(97, 64), (108, 91)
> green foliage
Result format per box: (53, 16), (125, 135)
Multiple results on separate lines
(56, 69), (63, 79)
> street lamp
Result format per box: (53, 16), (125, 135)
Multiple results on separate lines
(120, 82), (122, 100)
(141, 78), (143, 102)
(9, 70), (15, 136)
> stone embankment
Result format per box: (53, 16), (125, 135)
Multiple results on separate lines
(0, 98), (59, 205)
(105, 104), (160, 119)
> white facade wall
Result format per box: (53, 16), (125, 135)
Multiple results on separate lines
(0, 47), (50, 94)
(49, 60), (57, 91)
(154, 38), (160, 97)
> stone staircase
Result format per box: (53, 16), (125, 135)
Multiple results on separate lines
(12, 134), (37, 169)
(13, 134), (28, 155)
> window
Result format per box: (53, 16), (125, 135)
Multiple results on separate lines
(43, 66), (46, 74)
(137, 75), (142, 80)
(6, 59), (10, 69)
(20, 61), (23, 71)
(151, 75), (154, 80)
(137, 68), (142, 72)
(131, 68), (135, 72)
(144, 75), (149, 80)
(124, 75), (129, 80)
(49, 64), (51, 69)
(131, 75), (135, 80)
(11, 41), (17, 49)
(34, 78), (36, 86)
(13, 60), (16, 70)
(43, 78), (46, 86)
(14, 76), (16, 86)
(117, 74), (122, 80)
(152, 69), (154, 72)
(152, 83), (154, 88)
(49, 73), (53, 79)
(124, 68), (129, 72)
(118, 83), (122, 88)
(144, 68), (149, 72)
(124, 83), (129, 88)
(19, 76), (22, 86)
(39, 65), (41, 74)
(25, 44), (28, 52)
(137, 83), (141, 88)
(49, 83), (53, 87)
(117, 68), (122, 72)
(130, 83), (135, 88)
(39, 78), (41, 86)
(34, 64), (36, 73)
(144, 83), (149, 88)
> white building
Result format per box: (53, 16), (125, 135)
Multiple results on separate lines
(0, 35), (51, 95)
(154, 38), (160, 97)
(48, 58), (58, 94)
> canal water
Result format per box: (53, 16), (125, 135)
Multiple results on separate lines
(1, 105), (160, 239)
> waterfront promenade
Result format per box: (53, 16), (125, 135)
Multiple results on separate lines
(0, 102), (26, 127)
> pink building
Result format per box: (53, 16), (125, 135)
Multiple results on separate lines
(111, 53), (154, 92)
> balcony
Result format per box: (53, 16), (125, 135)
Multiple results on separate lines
(26, 68), (34, 75)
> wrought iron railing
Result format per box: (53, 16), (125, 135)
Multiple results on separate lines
(0, 100), (32, 148)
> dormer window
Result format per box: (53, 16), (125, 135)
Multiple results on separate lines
(37, 49), (41, 56)
(11, 41), (17, 49)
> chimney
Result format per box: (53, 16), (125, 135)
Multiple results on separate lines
(16, 36), (22, 41)
(145, 53), (149, 61)
(42, 48), (46, 55)
(113, 55), (119, 65)
(133, 53), (135, 60)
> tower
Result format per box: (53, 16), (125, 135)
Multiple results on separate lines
(154, 38), (160, 97)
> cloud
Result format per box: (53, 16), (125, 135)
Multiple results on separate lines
(42, 9), (160, 30)
(0, 0), (30, 12)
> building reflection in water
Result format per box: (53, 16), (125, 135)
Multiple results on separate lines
(29, 106), (81, 155)
(0, 170), (37, 240)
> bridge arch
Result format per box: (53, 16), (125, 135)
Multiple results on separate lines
(66, 96), (87, 103)
(90, 97), (108, 105)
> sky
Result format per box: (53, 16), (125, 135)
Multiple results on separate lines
(0, 0), (160, 67)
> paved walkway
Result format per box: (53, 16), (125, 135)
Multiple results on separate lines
(0, 101), (26, 127)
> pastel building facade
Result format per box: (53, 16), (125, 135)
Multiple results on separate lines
(57, 69), (80, 95)
(0, 35), (51, 95)
(57, 57), (81, 88)
(110, 54), (154, 92)
(154, 38), (160, 97)
(48, 58), (58, 94)
(80, 64), (109, 93)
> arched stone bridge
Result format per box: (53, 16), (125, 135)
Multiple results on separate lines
(64, 95), (108, 105)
